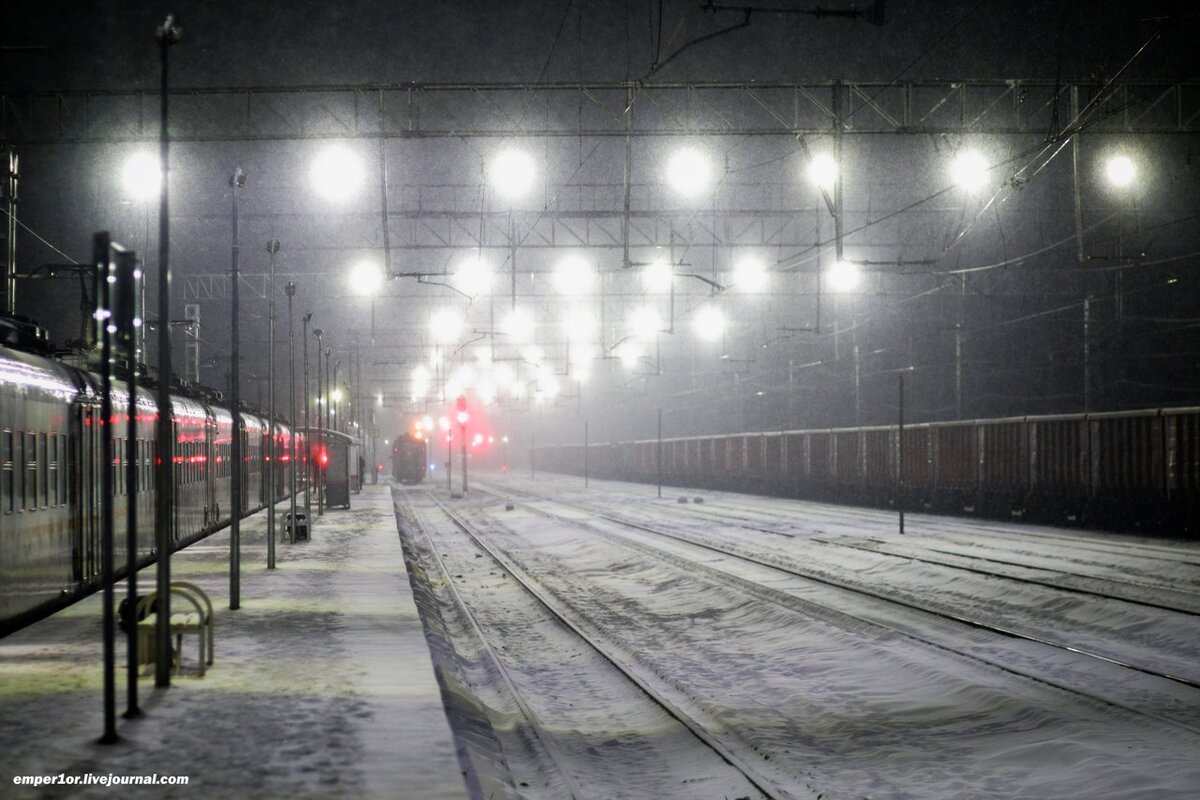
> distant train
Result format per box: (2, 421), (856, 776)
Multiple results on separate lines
(535, 408), (1200, 535)
(0, 340), (305, 637)
(390, 433), (427, 485)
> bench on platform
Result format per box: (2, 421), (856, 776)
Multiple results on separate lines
(136, 582), (215, 677)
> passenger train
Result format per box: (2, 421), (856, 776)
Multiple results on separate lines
(536, 408), (1200, 535)
(0, 339), (303, 637)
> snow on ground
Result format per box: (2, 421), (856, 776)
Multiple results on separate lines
(436, 472), (1200, 799)
(0, 485), (466, 800)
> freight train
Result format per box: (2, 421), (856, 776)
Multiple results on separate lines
(535, 408), (1200, 535)
(0, 339), (304, 636)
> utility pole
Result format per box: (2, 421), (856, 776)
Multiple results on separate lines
(266, 239), (279, 567)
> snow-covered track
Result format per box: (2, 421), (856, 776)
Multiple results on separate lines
(488, 482), (1200, 735)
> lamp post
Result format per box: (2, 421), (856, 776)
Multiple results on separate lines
(313, 328), (324, 516)
(332, 359), (341, 435)
(286, 281), (297, 543)
(153, 16), (180, 689)
(302, 311), (312, 526)
(229, 166), (245, 610)
(324, 347), (332, 504)
(266, 239), (279, 568)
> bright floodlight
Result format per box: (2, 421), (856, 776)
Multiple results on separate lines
(553, 254), (593, 295)
(629, 306), (662, 340)
(540, 373), (561, 399)
(562, 308), (596, 343)
(569, 343), (597, 367)
(732, 256), (768, 292)
(348, 261), (385, 296)
(1105, 155), (1136, 188)
(692, 306), (725, 342)
(827, 260), (861, 293)
(121, 151), (162, 201)
(642, 259), (674, 293)
(430, 308), (464, 343)
(502, 307), (535, 342)
(666, 147), (711, 197)
(522, 345), (544, 366)
(493, 362), (515, 388)
(310, 144), (365, 201)
(807, 153), (837, 190)
(491, 148), (536, 199)
(950, 149), (989, 192)
(615, 342), (642, 370)
(454, 256), (493, 296)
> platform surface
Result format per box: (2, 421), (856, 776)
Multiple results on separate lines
(0, 485), (467, 800)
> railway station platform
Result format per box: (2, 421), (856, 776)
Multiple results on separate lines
(0, 486), (468, 800)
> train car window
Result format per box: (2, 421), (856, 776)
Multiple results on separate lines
(24, 432), (37, 511)
(50, 435), (59, 507)
(60, 434), (68, 505)
(1, 430), (12, 514)
(36, 433), (46, 508)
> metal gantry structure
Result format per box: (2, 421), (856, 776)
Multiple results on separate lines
(7, 78), (1199, 433)
(3, 79), (1198, 143)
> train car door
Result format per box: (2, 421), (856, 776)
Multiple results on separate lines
(203, 404), (217, 529)
(72, 402), (100, 582)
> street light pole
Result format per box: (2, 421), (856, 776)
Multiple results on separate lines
(229, 167), (245, 610)
(333, 359), (341, 435)
(302, 312), (312, 525)
(313, 329), (324, 516)
(286, 281), (297, 544)
(324, 347), (332, 504)
(266, 239), (279, 568)
(154, 15), (180, 688)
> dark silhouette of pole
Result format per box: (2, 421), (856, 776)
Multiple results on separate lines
(266, 239), (279, 567)
(153, 15), (180, 688)
(95, 233), (117, 744)
(898, 372), (906, 535)
(287, 282), (298, 541)
(324, 347), (332, 504)
(229, 168), (244, 609)
(313, 330), (324, 515)
(303, 313), (312, 523)
(116, 249), (141, 720)
(584, 421), (589, 488)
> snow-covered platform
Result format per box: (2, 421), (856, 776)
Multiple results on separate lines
(0, 485), (467, 799)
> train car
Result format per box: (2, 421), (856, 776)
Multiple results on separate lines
(391, 433), (427, 485)
(0, 339), (301, 638)
(533, 406), (1200, 536)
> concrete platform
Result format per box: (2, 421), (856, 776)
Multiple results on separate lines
(0, 485), (467, 800)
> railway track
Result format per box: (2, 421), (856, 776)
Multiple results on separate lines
(589, 485), (1200, 614)
(482, 480), (1200, 736)
(396, 486), (799, 800)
